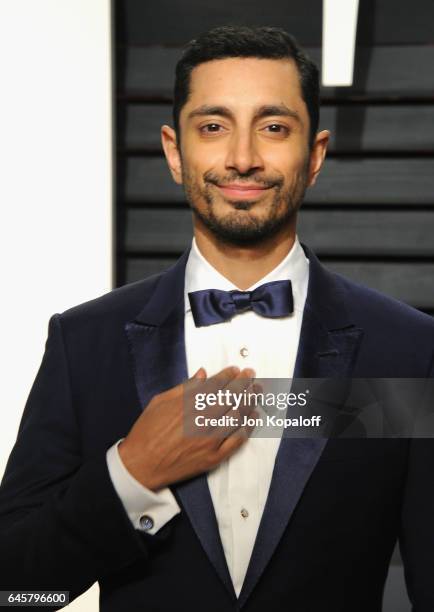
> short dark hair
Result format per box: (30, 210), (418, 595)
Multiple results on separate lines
(173, 25), (320, 147)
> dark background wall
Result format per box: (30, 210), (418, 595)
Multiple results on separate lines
(114, 1), (434, 609)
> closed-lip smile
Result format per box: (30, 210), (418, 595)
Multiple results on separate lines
(217, 183), (271, 200)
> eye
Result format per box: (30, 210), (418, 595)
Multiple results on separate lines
(263, 124), (290, 135)
(199, 123), (225, 134)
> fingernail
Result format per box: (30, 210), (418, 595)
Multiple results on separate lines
(194, 367), (206, 378)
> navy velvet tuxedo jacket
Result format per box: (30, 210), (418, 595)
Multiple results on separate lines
(1, 244), (434, 612)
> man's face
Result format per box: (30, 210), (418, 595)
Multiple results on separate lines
(163, 57), (326, 246)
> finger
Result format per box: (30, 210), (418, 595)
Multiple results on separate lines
(199, 365), (242, 396)
(214, 365), (242, 379)
(234, 382), (264, 421)
(179, 368), (208, 405)
(183, 367), (254, 425)
(199, 368), (257, 420)
(216, 411), (259, 457)
(208, 365), (241, 384)
(192, 367), (207, 379)
(187, 367), (207, 391)
(196, 368), (255, 420)
(222, 368), (257, 411)
(180, 365), (241, 396)
(213, 400), (259, 442)
(172, 368), (207, 400)
(188, 385), (258, 440)
(181, 366), (243, 427)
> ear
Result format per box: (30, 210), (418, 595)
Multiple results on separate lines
(307, 130), (330, 187)
(161, 125), (183, 185)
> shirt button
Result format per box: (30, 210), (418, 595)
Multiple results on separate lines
(240, 347), (249, 358)
(139, 514), (154, 531)
(240, 508), (249, 518)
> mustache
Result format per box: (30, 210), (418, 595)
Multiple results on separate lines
(203, 170), (284, 190)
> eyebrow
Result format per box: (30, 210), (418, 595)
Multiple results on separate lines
(187, 104), (303, 125)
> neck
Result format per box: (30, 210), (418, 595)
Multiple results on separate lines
(193, 219), (297, 290)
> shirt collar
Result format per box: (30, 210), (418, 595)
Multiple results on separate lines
(184, 235), (309, 314)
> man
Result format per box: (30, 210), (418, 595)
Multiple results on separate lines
(1, 25), (434, 612)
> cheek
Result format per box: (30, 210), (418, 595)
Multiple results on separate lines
(181, 155), (206, 185)
(262, 145), (308, 173)
(183, 137), (227, 171)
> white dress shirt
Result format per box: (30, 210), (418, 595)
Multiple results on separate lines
(107, 236), (309, 597)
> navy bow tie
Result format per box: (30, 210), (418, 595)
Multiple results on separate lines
(188, 280), (293, 327)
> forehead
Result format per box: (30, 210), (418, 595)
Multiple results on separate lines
(185, 57), (304, 113)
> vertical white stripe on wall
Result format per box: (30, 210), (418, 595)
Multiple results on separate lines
(0, 1), (113, 609)
(322, 0), (360, 86)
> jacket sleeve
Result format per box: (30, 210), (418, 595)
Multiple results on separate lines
(0, 314), (157, 606)
(399, 354), (434, 612)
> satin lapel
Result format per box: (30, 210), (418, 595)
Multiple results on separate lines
(238, 246), (364, 608)
(172, 477), (236, 600)
(124, 249), (235, 600)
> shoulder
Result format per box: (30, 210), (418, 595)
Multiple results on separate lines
(328, 269), (434, 375)
(55, 272), (163, 333)
(304, 237), (434, 374)
(334, 270), (434, 333)
(304, 242), (434, 337)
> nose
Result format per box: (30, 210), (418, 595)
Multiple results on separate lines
(224, 132), (264, 175)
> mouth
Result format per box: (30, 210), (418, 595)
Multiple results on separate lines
(216, 183), (272, 201)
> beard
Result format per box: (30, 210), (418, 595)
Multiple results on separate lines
(181, 162), (310, 247)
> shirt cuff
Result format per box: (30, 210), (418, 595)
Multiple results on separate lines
(106, 439), (181, 534)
